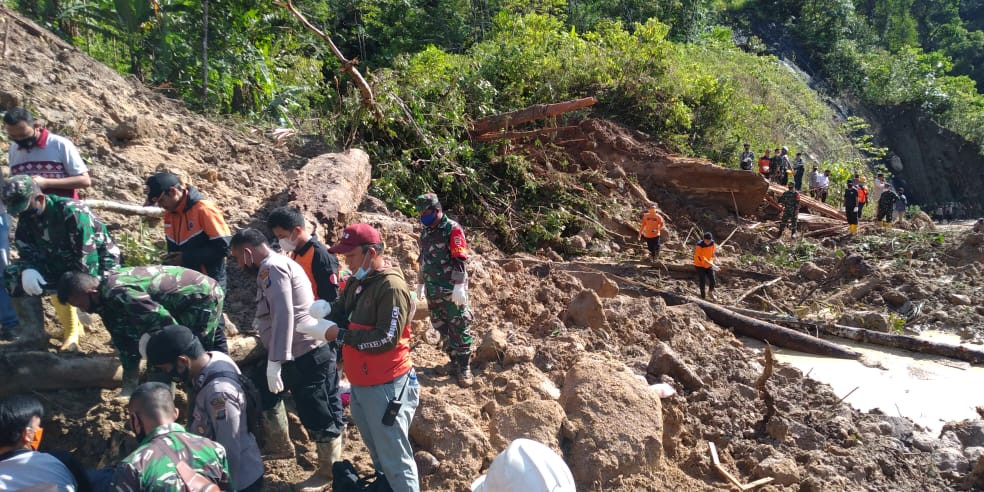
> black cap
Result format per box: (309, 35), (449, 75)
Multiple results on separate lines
(703, 232), (713, 240)
(144, 172), (181, 206)
(146, 325), (201, 365)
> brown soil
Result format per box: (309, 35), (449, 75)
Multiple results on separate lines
(1, 8), (980, 492)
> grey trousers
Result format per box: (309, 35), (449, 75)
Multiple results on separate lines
(350, 368), (421, 492)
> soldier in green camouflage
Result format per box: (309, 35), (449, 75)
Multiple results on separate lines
(0, 174), (120, 351)
(109, 382), (232, 492)
(777, 181), (800, 239)
(56, 265), (226, 395)
(415, 193), (474, 387)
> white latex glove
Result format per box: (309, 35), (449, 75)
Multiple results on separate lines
(251, 317), (261, 332)
(854, 207), (859, 213)
(310, 300), (331, 319)
(266, 361), (284, 394)
(415, 283), (426, 299)
(296, 319), (336, 343)
(451, 283), (468, 306)
(21, 269), (46, 296)
(138, 333), (152, 359)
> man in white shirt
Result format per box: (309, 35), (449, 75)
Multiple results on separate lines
(0, 395), (79, 492)
(816, 170), (831, 203)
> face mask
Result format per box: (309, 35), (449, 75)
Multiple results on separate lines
(420, 210), (438, 227)
(28, 427), (43, 450)
(13, 136), (37, 149)
(353, 251), (372, 280)
(278, 236), (297, 253)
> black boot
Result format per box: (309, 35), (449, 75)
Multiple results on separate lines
(455, 354), (473, 388)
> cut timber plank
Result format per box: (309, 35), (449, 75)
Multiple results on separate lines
(768, 183), (846, 221)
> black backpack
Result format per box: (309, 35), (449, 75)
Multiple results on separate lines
(332, 460), (393, 492)
(200, 370), (264, 447)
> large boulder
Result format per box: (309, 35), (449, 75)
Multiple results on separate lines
(288, 149), (371, 241)
(559, 354), (663, 486)
(563, 289), (607, 329)
(409, 401), (493, 480)
(489, 399), (566, 450)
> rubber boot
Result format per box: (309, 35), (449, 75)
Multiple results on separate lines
(52, 295), (83, 352)
(118, 366), (140, 399)
(9, 296), (47, 350)
(295, 436), (343, 492)
(455, 354), (473, 388)
(262, 401), (295, 459)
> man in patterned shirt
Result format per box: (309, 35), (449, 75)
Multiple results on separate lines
(1, 175), (119, 351)
(109, 382), (232, 492)
(56, 265), (225, 396)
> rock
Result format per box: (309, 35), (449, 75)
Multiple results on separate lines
(965, 447), (984, 463)
(753, 455), (801, 486)
(563, 289), (607, 329)
(409, 400), (492, 478)
(502, 259), (524, 273)
(840, 254), (873, 280)
(503, 345), (535, 365)
(414, 450), (440, 476)
(798, 262), (827, 281)
(106, 116), (147, 142)
(0, 90), (22, 109)
(489, 399), (565, 449)
(560, 355), (662, 486)
(948, 293), (973, 306)
(288, 149), (372, 240)
(474, 327), (508, 364)
(934, 446), (970, 475)
(881, 289), (909, 307)
(912, 432), (940, 452)
(766, 417), (790, 442)
(863, 312), (890, 332)
(942, 420), (984, 448)
(646, 341), (704, 391)
(564, 235), (587, 251)
(565, 271), (619, 298)
(357, 195), (389, 214)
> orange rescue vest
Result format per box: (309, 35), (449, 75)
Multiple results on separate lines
(694, 240), (716, 268)
(639, 210), (664, 238)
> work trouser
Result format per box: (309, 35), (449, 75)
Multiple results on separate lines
(350, 369), (420, 492)
(819, 189), (828, 203)
(779, 210), (798, 233)
(257, 344), (346, 442)
(644, 236), (661, 255)
(695, 266), (715, 297)
(846, 207), (859, 225)
(0, 213), (18, 331)
(857, 202), (866, 219)
(876, 205), (893, 223)
(793, 168), (804, 190)
(426, 288), (473, 356)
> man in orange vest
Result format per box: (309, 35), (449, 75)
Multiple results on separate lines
(267, 207), (340, 303)
(693, 232), (717, 300)
(758, 150), (772, 179)
(855, 176), (869, 220)
(637, 204), (666, 261)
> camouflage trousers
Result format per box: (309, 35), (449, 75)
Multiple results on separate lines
(426, 290), (473, 356)
(778, 210), (798, 232)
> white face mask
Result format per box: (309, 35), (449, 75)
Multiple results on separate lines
(278, 237), (297, 253)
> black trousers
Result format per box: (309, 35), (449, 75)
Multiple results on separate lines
(846, 208), (859, 225)
(644, 236), (661, 255)
(696, 267), (715, 296)
(857, 202), (866, 219)
(256, 344), (346, 441)
(794, 168), (804, 190)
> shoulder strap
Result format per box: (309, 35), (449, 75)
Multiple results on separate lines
(153, 432), (219, 492)
(200, 370), (242, 388)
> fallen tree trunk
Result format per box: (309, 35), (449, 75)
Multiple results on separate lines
(288, 149), (371, 241)
(768, 183), (847, 221)
(732, 307), (984, 365)
(828, 276), (883, 304)
(470, 97), (596, 135)
(0, 335), (263, 396)
(653, 291), (860, 359)
(84, 200), (164, 217)
(473, 126), (580, 143)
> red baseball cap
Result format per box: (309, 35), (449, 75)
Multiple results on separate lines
(328, 223), (381, 254)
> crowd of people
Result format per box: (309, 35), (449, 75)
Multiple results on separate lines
(0, 108), (576, 492)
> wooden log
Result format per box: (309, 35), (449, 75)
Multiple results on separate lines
(288, 149), (371, 241)
(768, 183), (847, 221)
(735, 277), (783, 304)
(473, 126), (579, 143)
(0, 335), (263, 396)
(469, 97), (597, 135)
(731, 307), (984, 365)
(84, 199), (164, 217)
(828, 276), (883, 304)
(653, 291), (860, 359)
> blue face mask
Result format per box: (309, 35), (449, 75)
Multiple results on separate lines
(353, 250), (372, 280)
(420, 210), (438, 227)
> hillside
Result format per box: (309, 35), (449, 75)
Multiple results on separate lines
(3, 7), (984, 492)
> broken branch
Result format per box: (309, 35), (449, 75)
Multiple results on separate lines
(84, 199), (164, 217)
(470, 97), (596, 136)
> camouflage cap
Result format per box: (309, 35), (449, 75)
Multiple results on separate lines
(415, 193), (441, 212)
(1, 174), (41, 215)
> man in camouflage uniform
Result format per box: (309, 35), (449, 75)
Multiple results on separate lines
(0, 174), (120, 351)
(777, 181), (800, 239)
(415, 193), (474, 387)
(56, 265), (225, 396)
(109, 382), (232, 492)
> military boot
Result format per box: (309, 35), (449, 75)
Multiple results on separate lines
(9, 296), (47, 350)
(118, 367), (140, 399)
(455, 354), (474, 388)
(262, 401), (296, 459)
(295, 435), (343, 492)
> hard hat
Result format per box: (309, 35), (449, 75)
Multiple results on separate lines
(471, 439), (575, 492)
(859, 177), (867, 182)
(781, 146), (788, 152)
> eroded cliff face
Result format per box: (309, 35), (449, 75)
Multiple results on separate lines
(863, 104), (984, 215)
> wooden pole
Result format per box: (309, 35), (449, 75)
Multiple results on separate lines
(469, 97), (597, 135)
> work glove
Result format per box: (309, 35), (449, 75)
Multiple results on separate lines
(309, 300), (331, 319)
(451, 283), (468, 306)
(415, 284), (426, 299)
(21, 269), (46, 296)
(296, 319), (336, 343)
(266, 361), (284, 394)
(854, 207), (859, 213)
(138, 333), (151, 359)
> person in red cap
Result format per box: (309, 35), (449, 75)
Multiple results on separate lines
(298, 223), (420, 492)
